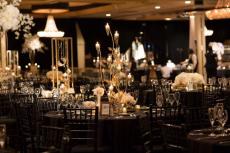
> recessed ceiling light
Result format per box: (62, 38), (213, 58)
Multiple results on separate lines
(155, 6), (161, 9)
(165, 18), (172, 21)
(106, 13), (111, 17)
(185, 0), (192, 4)
(140, 31), (144, 35)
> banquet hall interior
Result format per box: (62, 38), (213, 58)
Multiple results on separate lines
(0, 0), (230, 153)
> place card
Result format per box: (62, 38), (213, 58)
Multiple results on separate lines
(101, 103), (110, 116)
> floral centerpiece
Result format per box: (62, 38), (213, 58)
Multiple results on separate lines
(0, 0), (34, 39)
(172, 72), (205, 90)
(109, 91), (136, 106)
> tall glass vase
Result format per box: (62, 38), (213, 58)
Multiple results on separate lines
(0, 31), (7, 69)
(96, 95), (101, 112)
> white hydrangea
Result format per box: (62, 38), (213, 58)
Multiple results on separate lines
(0, 4), (20, 31)
(0, 0), (34, 39)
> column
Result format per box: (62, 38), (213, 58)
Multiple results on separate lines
(189, 13), (206, 78)
(76, 23), (85, 69)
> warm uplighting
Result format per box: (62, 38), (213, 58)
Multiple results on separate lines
(205, 0), (230, 20)
(155, 6), (161, 9)
(185, 0), (192, 4)
(37, 15), (64, 38)
(165, 18), (172, 21)
(106, 13), (111, 17)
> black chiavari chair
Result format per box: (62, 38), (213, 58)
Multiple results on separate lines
(36, 125), (64, 153)
(63, 107), (98, 153)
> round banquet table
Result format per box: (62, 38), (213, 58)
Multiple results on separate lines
(187, 128), (230, 153)
(180, 90), (203, 106)
(43, 111), (149, 153)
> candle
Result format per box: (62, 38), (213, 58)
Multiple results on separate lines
(117, 64), (121, 71)
(105, 23), (110, 36)
(107, 55), (112, 63)
(128, 73), (132, 79)
(135, 105), (141, 111)
(109, 85), (114, 91)
(114, 31), (119, 39)
(122, 107), (127, 113)
(95, 41), (100, 53)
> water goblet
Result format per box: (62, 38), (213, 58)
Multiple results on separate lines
(34, 88), (41, 98)
(208, 107), (216, 136)
(174, 92), (180, 106)
(80, 85), (86, 100)
(217, 109), (228, 136)
(168, 93), (175, 106)
(156, 93), (163, 107)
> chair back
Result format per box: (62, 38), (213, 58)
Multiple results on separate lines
(161, 123), (187, 153)
(63, 107), (98, 152)
(202, 84), (221, 106)
(0, 94), (12, 117)
(37, 125), (64, 153)
(36, 97), (58, 120)
(183, 106), (209, 131)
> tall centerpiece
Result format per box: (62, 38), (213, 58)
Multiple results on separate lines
(0, 0), (34, 77)
(94, 23), (137, 114)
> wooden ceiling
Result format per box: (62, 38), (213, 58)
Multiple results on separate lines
(20, 0), (218, 20)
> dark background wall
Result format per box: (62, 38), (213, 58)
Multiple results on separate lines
(7, 18), (230, 71)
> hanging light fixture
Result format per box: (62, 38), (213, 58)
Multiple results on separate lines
(205, 0), (230, 20)
(204, 26), (213, 36)
(37, 15), (64, 38)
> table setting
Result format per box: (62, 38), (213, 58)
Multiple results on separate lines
(187, 103), (230, 153)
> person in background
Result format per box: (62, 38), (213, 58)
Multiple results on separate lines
(160, 59), (172, 79)
(181, 49), (198, 72)
(205, 46), (218, 78)
(187, 49), (198, 72)
(131, 36), (146, 64)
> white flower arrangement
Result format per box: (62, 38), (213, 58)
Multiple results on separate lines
(82, 101), (96, 109)
(172, 72), (205, 89)
(22, 35), (46, 53)
(0, 0), (34, 39)
(109, 91), (136, 106)
(92, 86), (105, 97)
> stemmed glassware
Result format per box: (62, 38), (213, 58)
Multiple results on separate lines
(217, 109), (228, 136)
(174, 92), (180, 106)
(156, 92), (163, 107)
(208, 107), (216, 136)
(168, 93), (175, 106)
(34, 88), (41, 98)
(80, 85), (86, 101)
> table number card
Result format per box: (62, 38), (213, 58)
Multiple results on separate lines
(101, 103), (110, 116)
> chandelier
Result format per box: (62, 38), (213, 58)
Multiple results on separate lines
(37, 15), (64, 38)
(205, 0), (230, 20)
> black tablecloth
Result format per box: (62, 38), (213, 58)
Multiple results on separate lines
(187, 128), (230, 153)
(43, 111), (149, 153)
(180, 90), (203, 106)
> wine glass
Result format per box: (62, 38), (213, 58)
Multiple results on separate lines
(218, 78), (223, 86)
(34, 88), (41, 98)
(174, 92), (180, 106)
(156, 93), (163, 107)
(217, 109), (228, 136)
(208, 107), (216, 136)
(168, 93), (175, 106)
(80, 85), (86, 100)
(130, 90), (139, 105)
